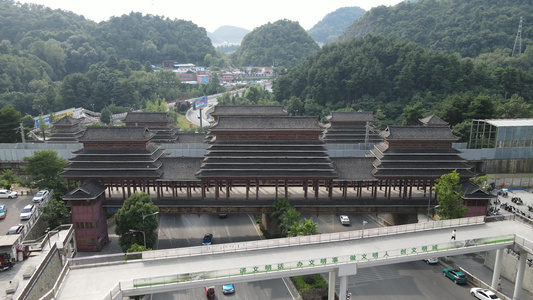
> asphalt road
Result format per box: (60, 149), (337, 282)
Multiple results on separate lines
(0, 191), (40, 236)
(341, 261), (473, 300)
(153, 213), (297, 300)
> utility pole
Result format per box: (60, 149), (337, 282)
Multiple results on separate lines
(512, 16), (523, 57)
(19, 123), (26, 144)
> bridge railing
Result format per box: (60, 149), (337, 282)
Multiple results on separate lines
(128, 234), (515, 291)
(69, 216), (484, 268)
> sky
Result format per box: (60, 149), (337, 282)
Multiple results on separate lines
(17, 0), (404, 32)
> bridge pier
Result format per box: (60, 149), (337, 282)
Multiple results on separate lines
(513, 251), (528, 300)
(261, 213), (281, 235)
(491, 248), (503, 289)
(328, 271), (335, 300)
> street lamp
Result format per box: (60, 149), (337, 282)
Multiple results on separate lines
(427, 205), (440, 222)
(142, 211), (159, 223)
(362, 220), (368, 238)
(129, 229), (146, 248)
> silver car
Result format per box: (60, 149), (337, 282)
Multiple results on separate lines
(0, 189), (18, 199)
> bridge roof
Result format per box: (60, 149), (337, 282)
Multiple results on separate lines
(55, 218), (533, 299)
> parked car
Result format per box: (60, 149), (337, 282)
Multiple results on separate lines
(202, 233), (213, 245)
(339, 215), (350, 225)
(0, 205), (6, 219)
(423, 257), (439, 264)
(218, 213), (228, 219)
(443, 268), (467, 284)
(0, 189), (18, 199)
(222, 284), (235, 295)
(20, 204), (36, 220)
(32, 190), (49, 203)
(7, 224), (24, 235)
(470, 288), (500, 300)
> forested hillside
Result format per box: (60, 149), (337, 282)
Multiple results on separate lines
(272, 34), (533, 140)
(0, 0), (219, 79)
(338, 0), (532, 59)
(231, 19), (320, 68)
(308, 7), (366, 45)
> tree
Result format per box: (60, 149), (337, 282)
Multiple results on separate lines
(100, 107), (112, 125)
(23, 150), (68, 194)
(0, 106), (22, 143)
(270, 198), (291, 221)
(115, 193), (159, 252)
(0, 169), (20, 190)
(433, 170), (468, 220)
(279, 207), (300, 236)
(288, 218), (319, 237)
(38, 114), (49, 141)
(40, 199), (71, 230)
(402, 101), (425, 125)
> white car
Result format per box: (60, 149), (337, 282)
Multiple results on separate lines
(20, 204), (36, 220)
(32, 190), (50, 203)
(470, 288), (500, 300)
(0, 189), (18, 199)
(339, 215), (350, 225)
(424, 257), (439, 264)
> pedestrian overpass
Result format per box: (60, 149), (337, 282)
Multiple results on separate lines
(45, 217), (533, 300)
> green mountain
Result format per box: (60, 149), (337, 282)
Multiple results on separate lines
(272, 34), (533, 128)
(207, 26), (250, 46)
(308, 7), (366, 45)
(231, 19), (320, 68)
(0, 0), (217, 78)
(337, 0), (532, 58)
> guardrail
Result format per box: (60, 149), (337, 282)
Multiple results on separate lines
(127, 234), (514, 292)
(70, 216), (485, 268)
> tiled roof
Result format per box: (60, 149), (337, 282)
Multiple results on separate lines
(380, 126), (458, 141)
(211, 116), (325, 130)
(331, 157), (376, 181)
(158, 157), (203, 181)
(210, 106), (287, 116)
(177, 133), (206, 144)
(62, 180), (106, 200)
(327, 111), (375, 122)
(419, 115), (448, 126)
(196, 139), (337, 179)
(460, 180), (495, 199)
(78, 127), (155, 142)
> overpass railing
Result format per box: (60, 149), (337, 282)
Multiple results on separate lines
(126, 234), (514, 292)
(70, 216), (484, 268)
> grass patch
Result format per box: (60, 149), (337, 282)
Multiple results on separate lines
(291, 274), (328, 292)
(177, 113), (194, 130)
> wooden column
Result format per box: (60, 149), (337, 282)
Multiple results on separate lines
(246, 180), (250, 200)
(284, 180), (288, 199)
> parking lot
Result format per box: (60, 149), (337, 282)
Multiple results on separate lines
(0, 189), (48, 237)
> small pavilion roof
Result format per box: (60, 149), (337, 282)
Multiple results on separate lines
(78, 127), (155, 142)
(158, 157), (203, 181)
(419, 115), (449, 126)
(62, 180), (106, 200)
